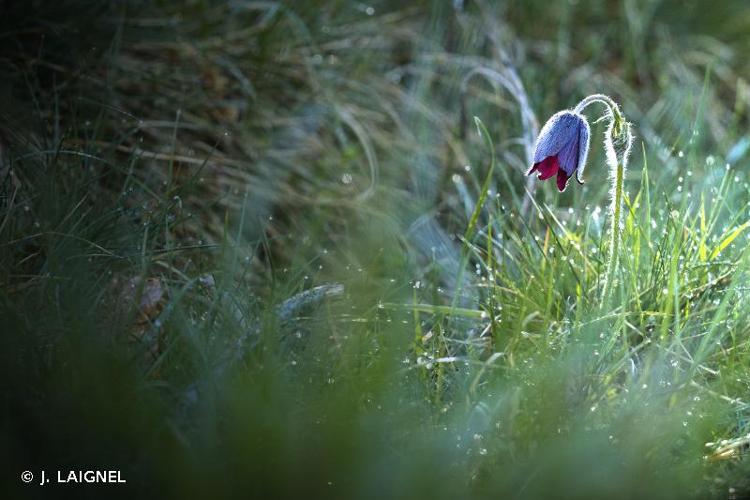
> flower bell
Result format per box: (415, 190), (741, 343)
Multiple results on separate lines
(527, 110), (591, 192)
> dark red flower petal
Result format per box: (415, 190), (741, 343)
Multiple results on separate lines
(556, 169), (570, 192)
(529, 155), (559, 180)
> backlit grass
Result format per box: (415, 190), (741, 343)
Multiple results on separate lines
(3, 1), (750, 498)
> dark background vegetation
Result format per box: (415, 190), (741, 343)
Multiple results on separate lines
(3, 1), (750, 498)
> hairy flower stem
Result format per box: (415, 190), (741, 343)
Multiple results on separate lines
(574, 94), (632, 304)
(602, 162), (624, 300)
(573, 94), (621, 117)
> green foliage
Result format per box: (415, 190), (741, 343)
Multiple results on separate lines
(3, 1), (750, 498)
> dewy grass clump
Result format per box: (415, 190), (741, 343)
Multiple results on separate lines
(528, 94), (634, 300)
(5, 2), (750, 498)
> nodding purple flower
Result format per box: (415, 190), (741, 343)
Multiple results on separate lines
(527, 110), (590, 192)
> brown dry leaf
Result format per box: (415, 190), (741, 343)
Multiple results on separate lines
(706, 435), (750, 462)
(135, 277), (165, 319)
(112, 275), (168, 366)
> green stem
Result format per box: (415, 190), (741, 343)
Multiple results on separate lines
(602, 162), (624, 301)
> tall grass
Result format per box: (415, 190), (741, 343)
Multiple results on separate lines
(3, 1), (750, 498)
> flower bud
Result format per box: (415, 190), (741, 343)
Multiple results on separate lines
(605, 115), (634, 168)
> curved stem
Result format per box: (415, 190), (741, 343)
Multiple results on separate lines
(574, 93), (628, 304)
(602, 162), (624, 302)
(573, 94), (622, 119)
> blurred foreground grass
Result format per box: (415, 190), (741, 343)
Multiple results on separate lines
(3, 1), (750, 498)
